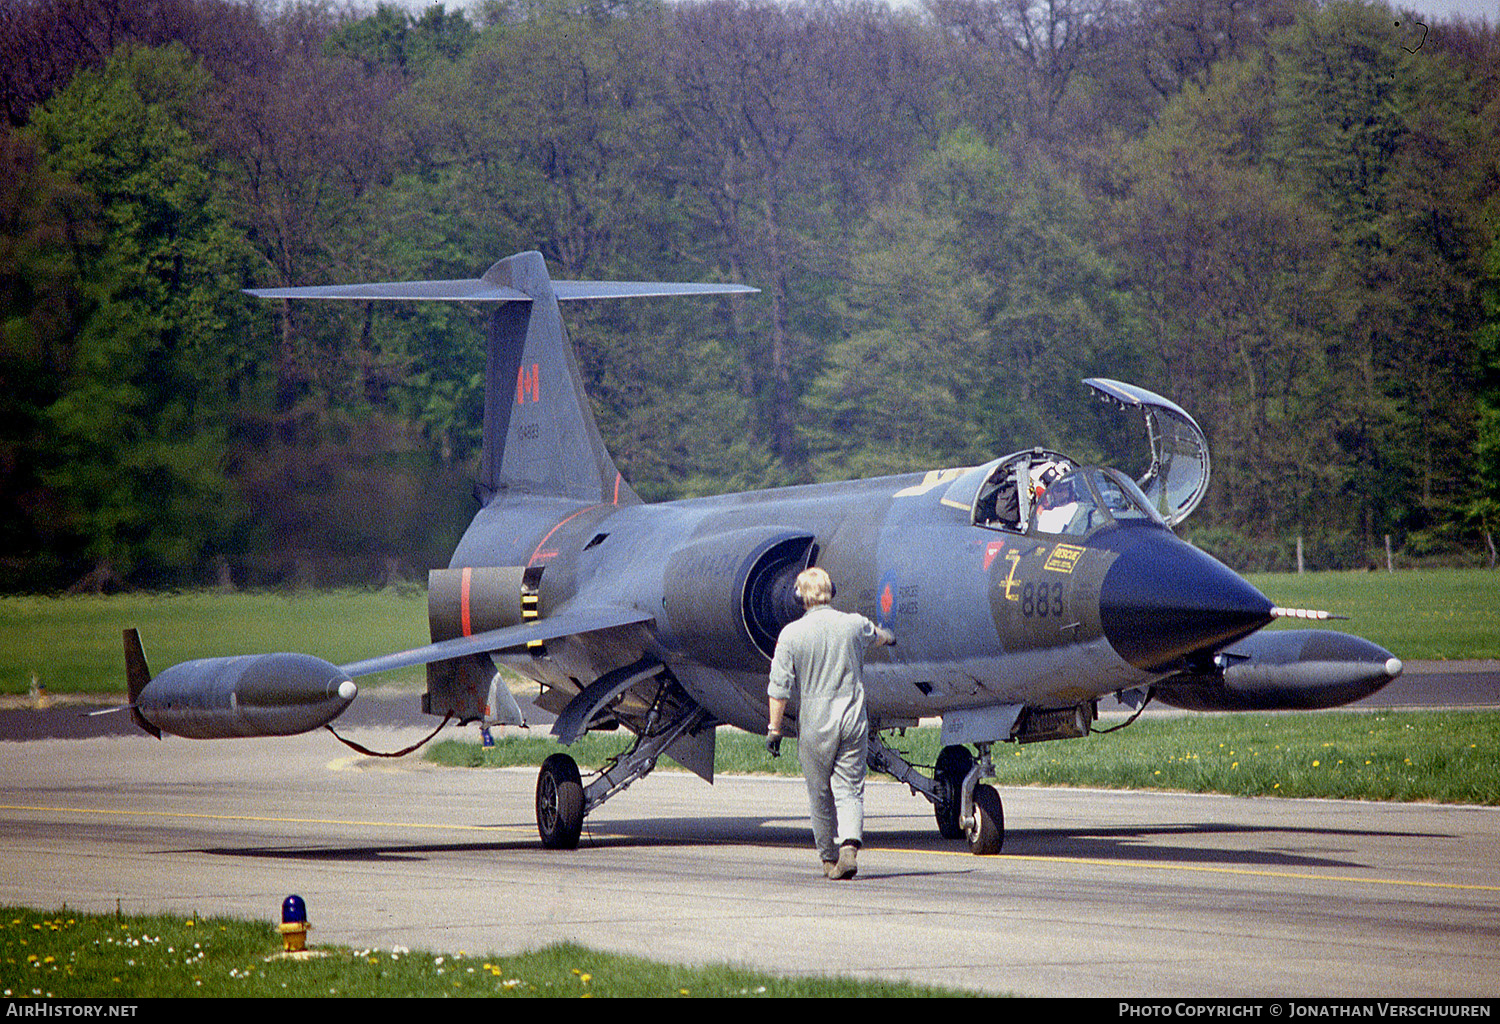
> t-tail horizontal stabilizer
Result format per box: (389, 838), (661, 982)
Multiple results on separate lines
(247, 252), (756, 506)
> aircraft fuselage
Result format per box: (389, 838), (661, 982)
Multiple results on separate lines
(455, 462), (1272, 737)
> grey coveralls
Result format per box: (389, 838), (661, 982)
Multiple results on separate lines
(767, 605), (882, 863)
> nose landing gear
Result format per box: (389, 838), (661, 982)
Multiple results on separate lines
(967, 779), (1004, 856)
(868, 734), (1005, 855)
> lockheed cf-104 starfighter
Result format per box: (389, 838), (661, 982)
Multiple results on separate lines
(123, 251), (1402, 854)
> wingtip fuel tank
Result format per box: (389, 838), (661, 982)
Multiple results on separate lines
(125, 630), (357, 739)
(1150, 629), (1403, 712)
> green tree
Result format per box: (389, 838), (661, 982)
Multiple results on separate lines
(657, 0), (948, 478)
(1109, 53), (1345, 547)
(324, 2), (477, 77)
(1470, 227), (1500, 564)
(0, 125), (93, 588)
(24, 44), (253, 587)
(1269, 1), (1488, 550)
(208, 3), (402, 411)
(808, 130), (1118, 479)
(389, 0), (691, 484)
(804, 149), (991, 479)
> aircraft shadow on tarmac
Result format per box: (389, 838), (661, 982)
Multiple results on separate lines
(877, 816), (1447, 870)
(192, 817), (812, 862)
(189, 813), (1445, 873)
(940, 827), (1435, 870)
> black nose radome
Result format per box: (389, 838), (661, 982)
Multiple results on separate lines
(1099, 531), (1274, 672)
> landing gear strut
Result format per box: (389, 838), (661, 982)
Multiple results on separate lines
(533, 680), (712, 850)
(867, 734), (1005, 855)
(954, 741), (1004, 855)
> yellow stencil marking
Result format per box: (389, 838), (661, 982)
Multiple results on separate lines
(1044, 544), (1085, 573)
(894, 467), (968, 498)
(1002, 550), (1023, 601)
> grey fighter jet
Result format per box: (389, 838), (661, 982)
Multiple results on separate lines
(123, 251), (1403, 854)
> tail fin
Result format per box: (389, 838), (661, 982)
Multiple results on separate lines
(122, 628), (161, 739)
(474, 252), (632, 505)
(248, 251), (755, 505)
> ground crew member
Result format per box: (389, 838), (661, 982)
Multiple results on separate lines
(765, 567), (895, 879)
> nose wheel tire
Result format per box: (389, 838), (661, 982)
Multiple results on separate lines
(537, 752), (584, 849)
(933, 744), (974, 840)
(967, 783), (1004, 855)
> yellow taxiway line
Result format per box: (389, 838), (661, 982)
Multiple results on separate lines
(5, 802), (1498, 894)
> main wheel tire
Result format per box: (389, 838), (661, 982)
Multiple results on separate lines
(536, 753), (584, 850)
(933, 744), (973, 840)
(967, 783), (1004, 856)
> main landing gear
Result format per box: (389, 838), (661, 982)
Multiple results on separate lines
(533, 683), (711, 850)
(869, 735), (1004, 855)
(536, 753), (585, 849)
(533, 692), (1005, 854)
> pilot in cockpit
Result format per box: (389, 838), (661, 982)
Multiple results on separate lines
(1034, 470), (1084, 534)
(976, 457), (1079, 533)
(989, 476), (1019, 527)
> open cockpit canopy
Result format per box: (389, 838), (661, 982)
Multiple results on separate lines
(1083, 378), (1209, 528)
(947, 379), (1210, 537)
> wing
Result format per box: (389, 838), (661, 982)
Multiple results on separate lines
(337, 606), (655, 677)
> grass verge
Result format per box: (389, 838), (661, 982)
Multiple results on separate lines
(0, 589), (430, 696)
(2, 568), (1497, 697)
(0, 907), (972, 998)
(1248, 567), (1500, 661)
(432, 709), (1500, 805)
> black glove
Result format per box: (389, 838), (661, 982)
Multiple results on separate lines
(765, 731), (782, 757)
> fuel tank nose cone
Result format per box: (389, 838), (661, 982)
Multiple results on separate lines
(1099, 531), (1274, 672)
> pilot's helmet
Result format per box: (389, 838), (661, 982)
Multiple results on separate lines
(1031, 462), (1064, 499)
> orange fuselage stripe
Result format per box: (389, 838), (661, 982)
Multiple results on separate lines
(529, 507), (597, 567)
(461, 566), (473, 636)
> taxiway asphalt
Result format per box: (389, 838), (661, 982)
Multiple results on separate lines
(2, 718), (1499, 998)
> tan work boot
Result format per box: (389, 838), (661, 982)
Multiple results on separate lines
(828, 842), (858, 880)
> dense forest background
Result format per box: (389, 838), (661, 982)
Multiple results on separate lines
(1, 0), (1497, 591)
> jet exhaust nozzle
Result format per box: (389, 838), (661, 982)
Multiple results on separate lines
(129, 639), (357, 739)
(1151, 629), (1403, 712)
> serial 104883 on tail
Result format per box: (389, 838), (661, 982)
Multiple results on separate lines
(122, 251), (1403, 855)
